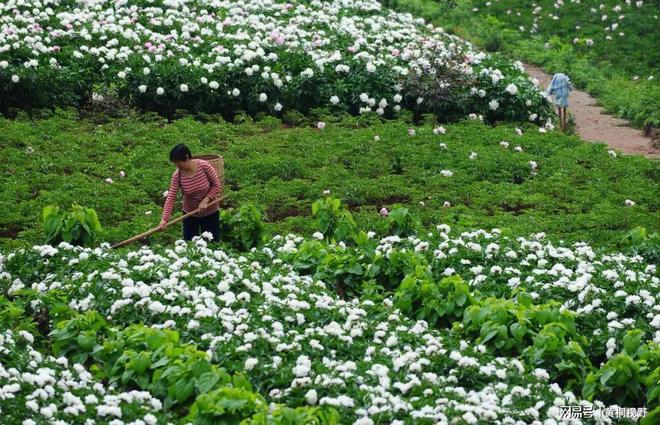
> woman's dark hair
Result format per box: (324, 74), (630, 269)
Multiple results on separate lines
(170, 144), (192, 162)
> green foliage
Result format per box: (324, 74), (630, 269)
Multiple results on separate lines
(50, 310), (110, 364)
(386, 206), (421, 237)
(185, 387), (265, 425)
(618, 227), (660, 265)
(463, 296), (592, 388)
(394, 267), (475, 328)
(42, 204), (102, 246)
(220, 203), (268, 251)
(1, 117), (658, 253)
(311, 197), (357, 242)
(583, 331), (660, 408)
(244, 405), (341, 425)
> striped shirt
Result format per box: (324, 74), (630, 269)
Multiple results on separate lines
(162, 159), (221, 222)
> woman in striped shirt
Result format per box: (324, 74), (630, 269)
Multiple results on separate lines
(159, 144), (222, 242)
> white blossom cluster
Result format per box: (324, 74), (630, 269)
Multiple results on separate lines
(0, 231), (642, 423)
(0, 0), (549, 119)
(0, 330), (170, 424)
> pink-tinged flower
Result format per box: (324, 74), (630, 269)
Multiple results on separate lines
(51, 46), (60, 52)
(317, 121), (326, 130)
(119, 170), (126, 178)
(391, 48), (400, 57)
(348, 46), (357, 53)
(380, 207), (389, 216)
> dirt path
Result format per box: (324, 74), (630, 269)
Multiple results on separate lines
(524, 63), (659, 159)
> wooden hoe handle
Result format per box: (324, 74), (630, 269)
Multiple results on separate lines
(110, 195), (227, 249)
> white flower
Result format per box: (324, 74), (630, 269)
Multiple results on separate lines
(366, 63), (376, 73)
(305, 389), (318, 405)
(180, 84), (189, 92)
(433, 126), (446, 135)
(500, 141), (509, 148)
(117, 71), (126, 79)
(11, 75), (20, 83)
(330, 95), (339, 105)
(443, 201), (451, 208)
(274, 102), (282, 111)
(156, 87), (165, 95)
(624, 199), (635, 207)
(209, 81), (219, 90)
(505, 84), (518, 95)
(0, 60), (8, 69)
(312, 232), (324, 240)
(440, 169), (453, 177)
(317, 121), (326, 130)
(489, 99), (499, 111)
(259, 93), (267, 102)
(374, 135), (380, 142)
(244, 358), (258, 371)
(105, 178), (114, 184)
(138, 85), (147, 93)
(232, 88), (240, 97)
(119, 170), (126, 178)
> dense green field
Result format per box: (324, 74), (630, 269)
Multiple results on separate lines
(383, 0), (660, 128)
(1, 113), (658, 251)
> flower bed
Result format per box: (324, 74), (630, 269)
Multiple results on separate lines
(0, 0), (550, 122)
(2, 226), (658, 423)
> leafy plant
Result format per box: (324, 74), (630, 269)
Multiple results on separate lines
(42, 204), (102, 246)
(311, 197), (357, 242)
(386, 206), (421, 237)
(219, 203), (267, 251)
(185, 387), (266, 425)
(394, 267), (475, 328)
(583, 330), (659, 407)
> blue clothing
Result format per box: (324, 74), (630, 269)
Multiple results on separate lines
(546, 73), (573, 107)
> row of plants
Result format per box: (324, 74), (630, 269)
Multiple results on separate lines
(5, 228), (653, 423)
(0, 0), (553, 124)
(2, 115), (658, 252)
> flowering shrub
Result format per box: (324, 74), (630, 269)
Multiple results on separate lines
(0, 0), (551, 122)
(1, 222), (658, 422)
(0, 330), (173, 424)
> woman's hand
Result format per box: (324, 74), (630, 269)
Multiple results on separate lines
(198, 196), (210, 213)
(158, 219), (168, 230)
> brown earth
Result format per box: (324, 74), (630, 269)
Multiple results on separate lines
(524, 63), (659, 159)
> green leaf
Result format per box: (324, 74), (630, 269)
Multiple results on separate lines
(197, 371), (220, 394)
